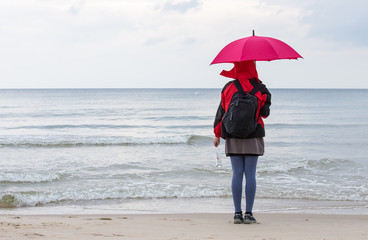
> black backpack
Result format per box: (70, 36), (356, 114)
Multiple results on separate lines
(222, 79), (260, 138)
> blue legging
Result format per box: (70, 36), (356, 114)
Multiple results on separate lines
(230, 155), (258, 213)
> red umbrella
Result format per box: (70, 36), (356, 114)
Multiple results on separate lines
(211, 32), (302, 64)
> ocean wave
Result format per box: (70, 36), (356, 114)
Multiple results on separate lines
(258, 158), (357, 174)
(257, 158), (368, 202)
(9, 124), (141, 130)
(7, 123), (211, 130)
(268, 123), (368, 129)
(0, 185), (231, 208)
(256, 181), (368, 202)
(0, 195), (18, 208)
(0, 135), (212, 147)
(143, 116), (211, 121)
(1, 180), (367, 209)
(0, 171), (63, 183)
(1, 158), (367, 208)
(187, 135), (212, 144)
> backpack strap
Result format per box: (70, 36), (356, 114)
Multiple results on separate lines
(248, 78), (262, 123)
(249, 78), (261, 95)
(233, 79), (244, 93)
(234, 79), (260, 95)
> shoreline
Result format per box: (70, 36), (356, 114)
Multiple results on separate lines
(1, 213), (367, 240)
(1, 197), (367, 216)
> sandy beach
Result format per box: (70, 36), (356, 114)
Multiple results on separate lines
(1, 213), (367, 240)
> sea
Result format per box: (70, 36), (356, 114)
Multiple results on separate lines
(0, 88), (367, 215)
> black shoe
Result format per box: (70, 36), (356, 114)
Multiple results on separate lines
(244, 213), (256, 224)
(233, 212), (244, 224)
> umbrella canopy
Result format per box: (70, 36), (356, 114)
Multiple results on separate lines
(211, 35), (302, 64)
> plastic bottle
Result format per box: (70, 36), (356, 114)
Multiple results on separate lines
(215, 147), (223, 168)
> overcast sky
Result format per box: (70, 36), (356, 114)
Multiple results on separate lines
(0, 0), (367, 89)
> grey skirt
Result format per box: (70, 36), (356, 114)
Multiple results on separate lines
(225, 137), (264, 156)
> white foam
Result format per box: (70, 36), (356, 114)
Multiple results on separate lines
(0, 135), (200, 146)
(0, 171), (62, 183)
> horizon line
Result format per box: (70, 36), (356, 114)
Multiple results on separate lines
(0, 87), (367, 90)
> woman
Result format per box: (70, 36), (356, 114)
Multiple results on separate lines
(213, 60), (271, 224)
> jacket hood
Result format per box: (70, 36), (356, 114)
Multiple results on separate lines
(220, 61), (259, 81)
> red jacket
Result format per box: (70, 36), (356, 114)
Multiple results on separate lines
(214, 78), (271, 139)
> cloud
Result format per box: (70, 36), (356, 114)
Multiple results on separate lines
(302, 0), (368, 46)
(162, 0), (200, 13)
(260, 0), (368, 47)
(69, 0), (86, 16)
(0, 0), (367, 88)
(182, 37), (197, 45)
(145, 37), (167, 45)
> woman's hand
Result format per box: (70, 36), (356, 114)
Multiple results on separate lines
(213, 137), (220, 147)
